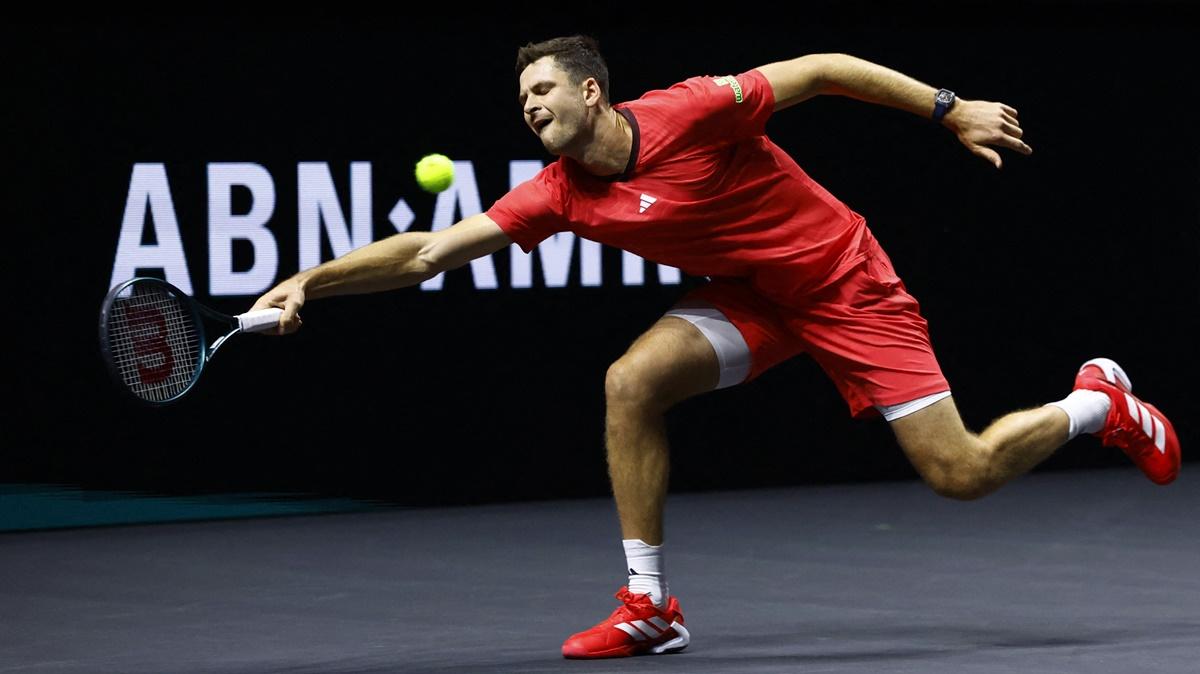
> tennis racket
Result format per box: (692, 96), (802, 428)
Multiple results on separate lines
(99, 277), (283, 406)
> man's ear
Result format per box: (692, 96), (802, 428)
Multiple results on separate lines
(582, 77), (604, 107)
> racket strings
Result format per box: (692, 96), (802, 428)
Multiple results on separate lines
(108, 285), (201, 402)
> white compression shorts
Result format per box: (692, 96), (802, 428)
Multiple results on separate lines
(665, 303), (951, 421)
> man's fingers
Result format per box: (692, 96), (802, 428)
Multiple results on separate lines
(276, 315), (302, 336)
(251, 290), (288, 313)
(994, 132), (1033, 155)
(277, 299), (304, 335)
(958, 101), (1029, 166)
(974, 145), (1002, 169)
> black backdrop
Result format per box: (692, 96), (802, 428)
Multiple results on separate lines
(7, 8), (1198, 505)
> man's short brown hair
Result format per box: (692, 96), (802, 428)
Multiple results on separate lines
(516, 35), (610, 103)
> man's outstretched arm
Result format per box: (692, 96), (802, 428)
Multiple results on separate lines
(754, 53), (1032, 168)
(250, 213), (513, 334)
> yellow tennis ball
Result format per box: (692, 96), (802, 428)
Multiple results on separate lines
(415, 154), (455, 193)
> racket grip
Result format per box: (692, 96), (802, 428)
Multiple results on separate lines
(237, 308), (285, 333)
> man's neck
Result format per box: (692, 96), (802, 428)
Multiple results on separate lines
(572, 107), (633, 177)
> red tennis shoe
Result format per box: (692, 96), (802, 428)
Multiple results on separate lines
(561, 587), (690, 659)
(1073, 357), (1180, 485)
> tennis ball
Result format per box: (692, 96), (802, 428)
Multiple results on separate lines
(415, 154), (455, 193)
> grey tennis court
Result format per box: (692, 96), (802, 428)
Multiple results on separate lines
(3, 466), (1196, 673)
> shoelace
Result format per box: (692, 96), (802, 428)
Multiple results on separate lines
(610, 588), (657, 621)
(1106, 420), (1154, 458)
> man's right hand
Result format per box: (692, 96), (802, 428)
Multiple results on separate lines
(250, 277), (306, 335)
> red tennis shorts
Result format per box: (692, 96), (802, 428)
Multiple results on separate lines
(667, 237), (950, 420)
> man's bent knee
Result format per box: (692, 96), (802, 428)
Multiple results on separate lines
(605, 360), (658, 411)
(923, 467), (992, 501)
(907, 440), (996, 501)
(605, 320), (719, 414)
(890, 399), (996, 501)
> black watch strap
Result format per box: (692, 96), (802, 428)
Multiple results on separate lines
(933, 88), (956, 122)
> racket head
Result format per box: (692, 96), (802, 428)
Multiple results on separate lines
(99, 277), (209, 406)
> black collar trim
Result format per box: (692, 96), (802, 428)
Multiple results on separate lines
(603, 107), (639, 182)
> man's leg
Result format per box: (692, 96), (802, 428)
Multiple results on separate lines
(561, 316), (717, 660)
(799, 237), (1180, 498)
(564, 281), (802, 659)
(604, 315), (720, 545)
(563, 304), (767, 660)
(889, 396), (1071, 500)
(891, 357), (1180, 497)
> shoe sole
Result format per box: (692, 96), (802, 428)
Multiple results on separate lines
(1080, 357), (1133, 392)
(562, 621), (691, 659)
(648, 621), (690, 654)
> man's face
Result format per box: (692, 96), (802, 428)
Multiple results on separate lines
(518, 56), (589, 155)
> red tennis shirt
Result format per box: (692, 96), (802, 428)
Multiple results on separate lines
(486, 68), (873, 304)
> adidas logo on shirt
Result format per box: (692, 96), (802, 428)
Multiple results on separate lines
(639, 194), (658, 214)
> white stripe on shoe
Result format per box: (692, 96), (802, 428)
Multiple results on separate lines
(1125, 393), (1139, 423)
(1123, 392), (1167, 454)
(614, 623), (647, 641)
(631, 620), (661, 638)
(648, 616), (671, 632)
(1140, 404), (1154, 439)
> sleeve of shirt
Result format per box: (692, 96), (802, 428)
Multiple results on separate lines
(646, 69), (776, 146)
(484, 163), (567, 254)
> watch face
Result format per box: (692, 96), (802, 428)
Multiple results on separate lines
(937, 90), (955, 105)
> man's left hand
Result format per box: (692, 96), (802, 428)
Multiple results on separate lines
(943, 99), (1033, 169)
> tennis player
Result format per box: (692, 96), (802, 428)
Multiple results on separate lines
(251, 35), (1181, 659)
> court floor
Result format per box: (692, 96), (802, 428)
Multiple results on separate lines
(2, 466), (1197, 673)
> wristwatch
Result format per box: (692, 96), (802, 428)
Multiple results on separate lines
(933, 88), (956, 122)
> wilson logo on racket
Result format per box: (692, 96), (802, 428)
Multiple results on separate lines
(100, 277), (282, 406)
(125, 305), (175, 385)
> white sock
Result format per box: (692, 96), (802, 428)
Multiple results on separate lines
(624, 539), (668, 609)
(1045, 390), (1111, 441)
